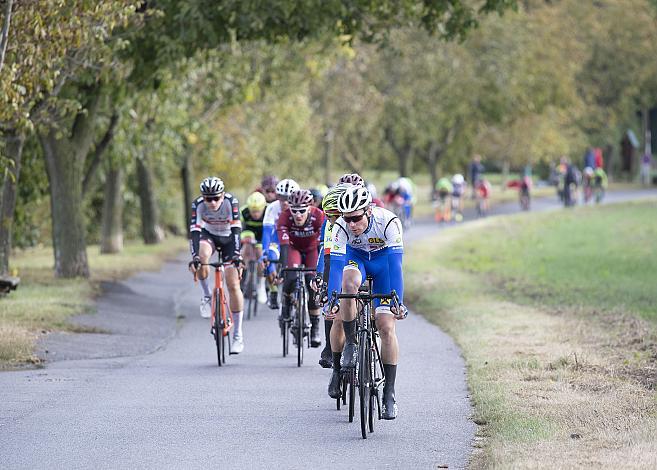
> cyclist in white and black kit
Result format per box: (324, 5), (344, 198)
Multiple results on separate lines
(188, 177), (246, 354)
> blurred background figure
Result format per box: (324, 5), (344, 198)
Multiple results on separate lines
(469, 154), (484, 199)
(433, 176), (453, 223)
(258, 175), (279, 203)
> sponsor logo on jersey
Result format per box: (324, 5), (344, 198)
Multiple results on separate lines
(353, 238), (362, 244)
(368, 237), (384, 244)
(333, 243), (340, 250)
(380, 298), (390, 305)
(348, 260), (359, 267)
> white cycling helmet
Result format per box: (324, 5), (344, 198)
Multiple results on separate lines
(200, 176), (224, 195)
(338, 186), (372, 213)
(275, 178), (300, 198)
(452, 174), (465, 184)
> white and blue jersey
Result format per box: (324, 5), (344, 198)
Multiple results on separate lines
(327, 206), (404, 313)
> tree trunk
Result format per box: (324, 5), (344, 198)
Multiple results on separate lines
(37, 84), (103, 278)
(501, 160), (510, 191)
(426, 141), (440, 200)
(0, 130), (24, 275)
(603, 143), (614, 181)
(181, 152), (192, 236)
(40, 132), (90, 278)
(100, 164), (124, 254)
(323, 128), (334, 185)
(82, 112), (119, 197)
(136, 152), (163, 244)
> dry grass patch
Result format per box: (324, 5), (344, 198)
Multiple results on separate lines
(0, 325), (40, 368)
(0, 237), (187, 368)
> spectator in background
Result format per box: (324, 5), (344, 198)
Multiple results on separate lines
(594, 147), (604, 169)
(641, 152), (652, 186)
(583, 147), (595, 170)
(469, 154), (484, 198)
(562, 156), (578, 207)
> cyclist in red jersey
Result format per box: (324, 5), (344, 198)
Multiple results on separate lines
(277, 189), (325, 347)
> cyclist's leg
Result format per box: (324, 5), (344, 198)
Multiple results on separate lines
(281, 247), (302, 320)
(264, 244), (280, 308)
(303, 249), (322, 347)
(216, 238), (244, 346)
(197, 235), (214, 297)
(339, 256), (365, 369)
(370, 259), (399, 419)
(197, 234), (215, 317)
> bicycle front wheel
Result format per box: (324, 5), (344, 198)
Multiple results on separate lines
(358, 330), (371, 439)
(297, 289), (307, 367)
(214, 290), (223, 367)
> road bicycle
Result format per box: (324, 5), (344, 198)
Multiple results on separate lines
(240, 238), (259, 320)
(329, 279), (399, 439)
(280, 266), (316, 367)
(198, 261), (234, 367)
(432, 192), (451, 223)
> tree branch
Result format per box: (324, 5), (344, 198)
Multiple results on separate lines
(0, 0), (13, 73)
(82, 112), (119, 197)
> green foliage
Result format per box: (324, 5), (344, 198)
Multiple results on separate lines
(0, 0), (138, 129)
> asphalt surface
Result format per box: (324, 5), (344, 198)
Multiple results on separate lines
(1, 188), (656, 470)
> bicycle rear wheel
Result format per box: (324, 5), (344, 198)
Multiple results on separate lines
(282, 317), (290, 357)
(358, 330), (370, 439)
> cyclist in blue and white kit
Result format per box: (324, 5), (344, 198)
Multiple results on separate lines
(260, 178), (300, 309)
(326, 186), (407, 420)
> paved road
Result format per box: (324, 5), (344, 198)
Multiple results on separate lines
(2, 188), (655, 470)
(1, 251), (473, 468)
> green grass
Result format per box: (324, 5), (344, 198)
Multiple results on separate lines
(405, 201), (657, 467)
(444, 200), (657, 319)
(0, 237), (187, 367)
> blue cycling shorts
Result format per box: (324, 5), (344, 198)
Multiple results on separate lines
(343, 247), (396, 315)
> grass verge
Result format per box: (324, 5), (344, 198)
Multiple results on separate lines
(405, 200), (657, 468)
(0, 237), (187, 369)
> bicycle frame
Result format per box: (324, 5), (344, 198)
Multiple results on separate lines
(281, 266), (316, 367)
(330, 283), (399, 438)
(199, 261), (233, 366)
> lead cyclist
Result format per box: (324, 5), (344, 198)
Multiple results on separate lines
(325, 186), (407, 420)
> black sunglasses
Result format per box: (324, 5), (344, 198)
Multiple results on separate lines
(343, 212), (366, 223)
(290, 207), (308, 215)
(204, 195), (222, 202)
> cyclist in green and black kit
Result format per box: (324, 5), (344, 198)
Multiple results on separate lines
(241, 192), (268, 303)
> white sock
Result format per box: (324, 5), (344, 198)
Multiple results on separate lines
(232, 311), (244, 339)
(199, 278), (211, 297)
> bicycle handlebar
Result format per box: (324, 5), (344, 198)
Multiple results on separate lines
(201, 261), (242, 268)
(280, 267), (317, 273)
(328, 289), (400, 313)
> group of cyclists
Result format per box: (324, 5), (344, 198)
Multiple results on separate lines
(433, 173), (491, 222)
(552, 156), (608, 207)
(187, 173), (408, 420)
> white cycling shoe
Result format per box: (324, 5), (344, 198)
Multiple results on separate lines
(231, 335), (244, 354)
(256, 281), (267, 304)
(200, 296), (211, 319)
